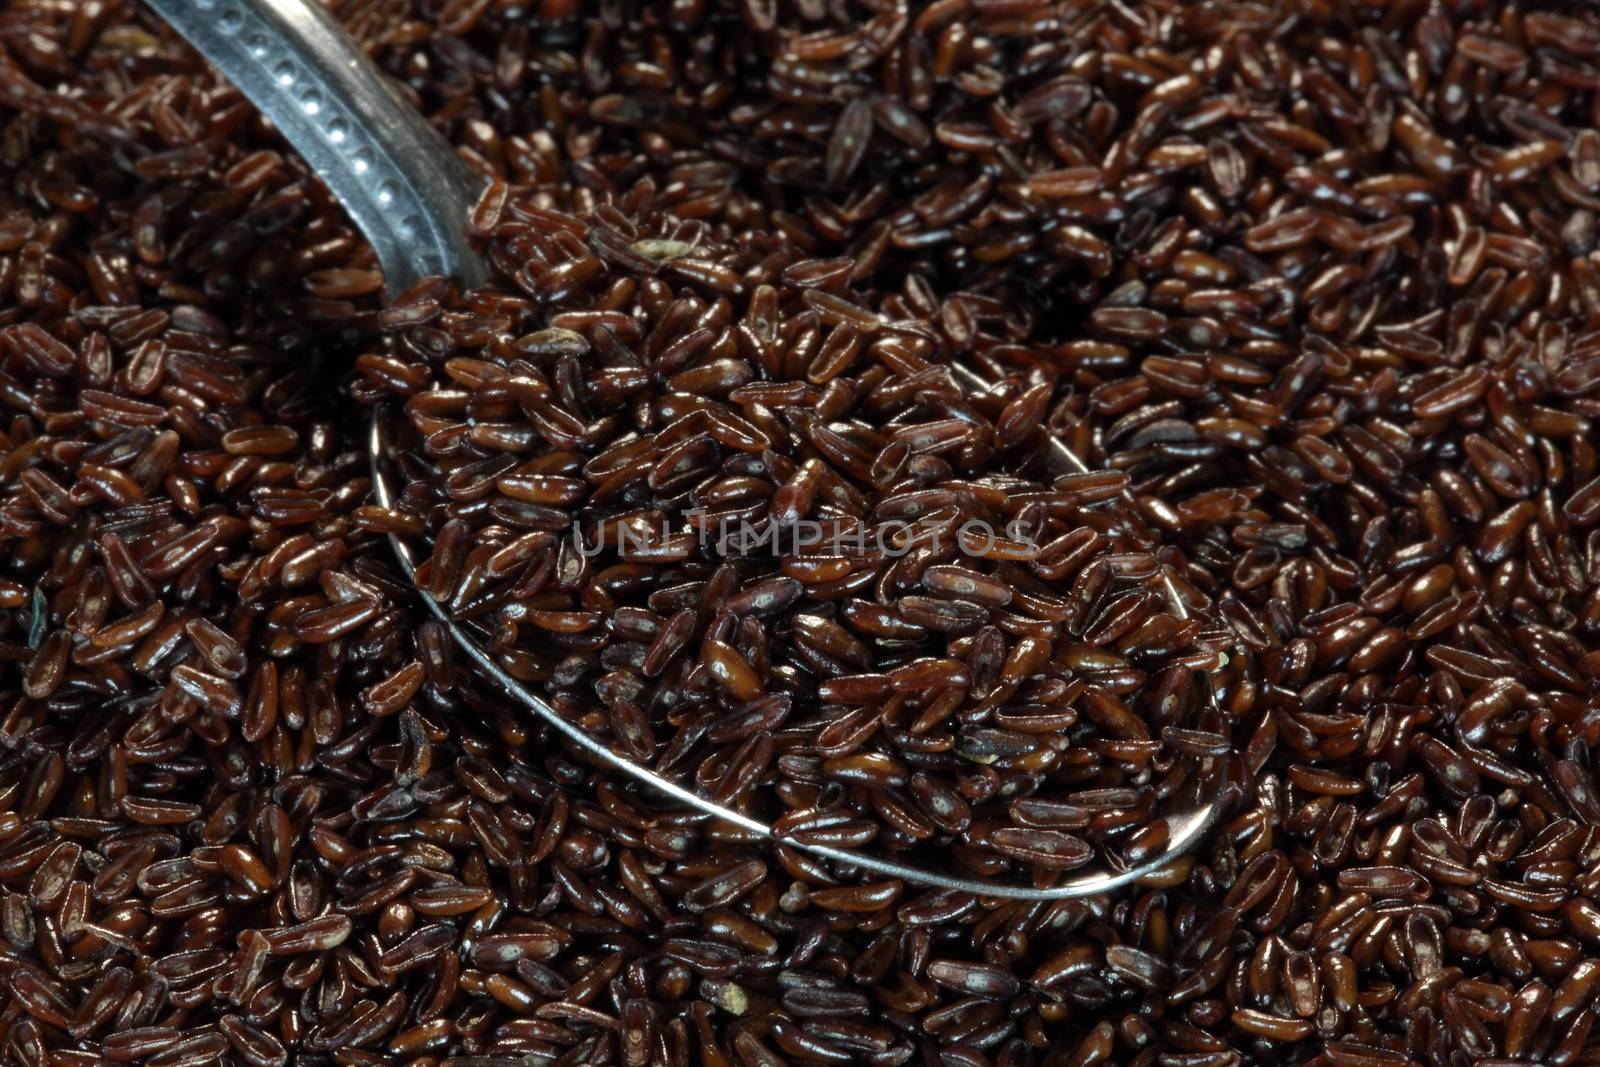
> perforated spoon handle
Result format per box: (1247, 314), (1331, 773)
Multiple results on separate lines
(145, 0), (486, 292)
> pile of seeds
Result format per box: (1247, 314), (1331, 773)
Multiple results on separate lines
(0, 0), (1599, 1064)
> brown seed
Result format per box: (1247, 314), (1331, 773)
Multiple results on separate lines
(4, 2), (1600, 1064)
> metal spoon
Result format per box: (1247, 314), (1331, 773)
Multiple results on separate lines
(148, 0), (1229, 899)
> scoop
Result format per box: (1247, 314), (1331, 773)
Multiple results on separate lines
(147, 0), (1230, 899)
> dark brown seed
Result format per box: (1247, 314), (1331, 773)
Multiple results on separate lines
(3, 3), (1600, 1066)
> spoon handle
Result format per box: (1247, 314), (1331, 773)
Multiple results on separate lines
(145, 0), (486, 291)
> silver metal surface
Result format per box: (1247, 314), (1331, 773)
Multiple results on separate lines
(151, 0), (1229, 899)
(145, 0), (486, 292)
